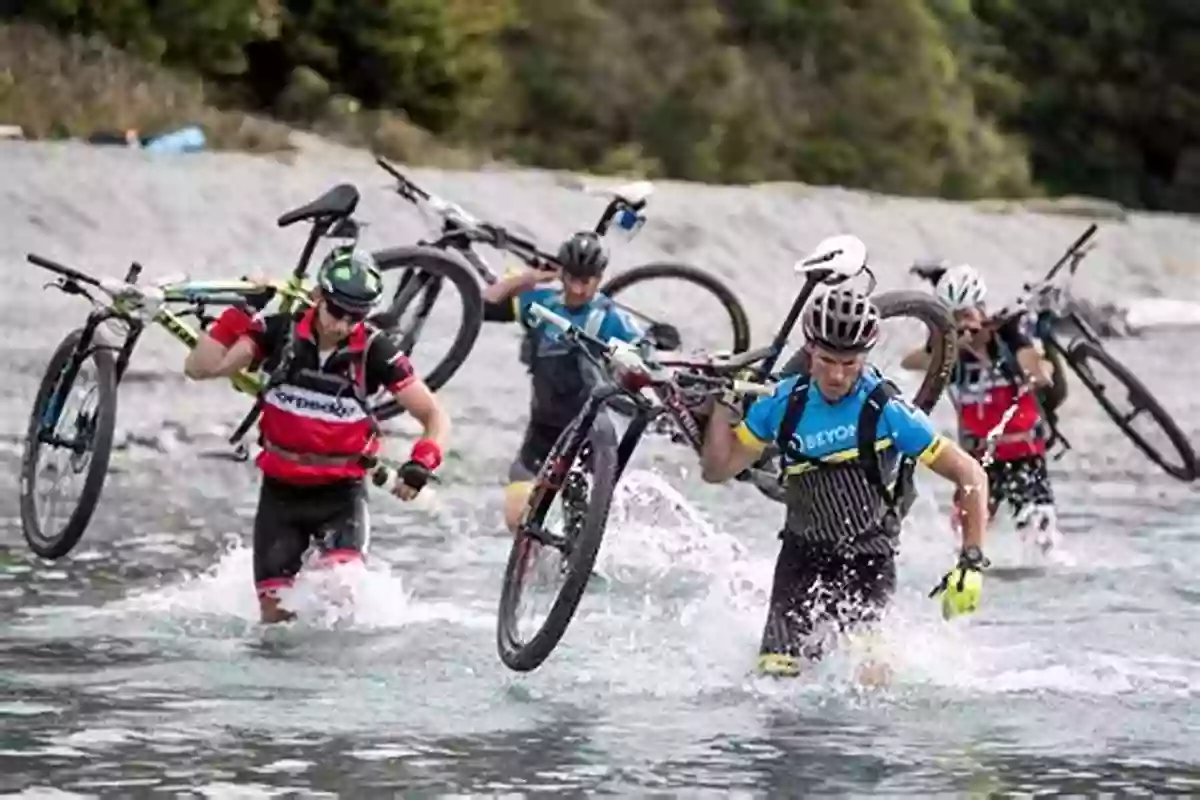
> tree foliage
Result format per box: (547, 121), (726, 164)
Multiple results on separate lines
(3, 0), (1195, 209)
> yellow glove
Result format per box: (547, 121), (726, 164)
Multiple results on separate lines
(929, 546), (989, 620)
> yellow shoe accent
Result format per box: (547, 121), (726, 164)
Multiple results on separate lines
(756, 653), (801, 677)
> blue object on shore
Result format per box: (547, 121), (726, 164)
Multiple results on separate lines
(142, 125), (207, 154)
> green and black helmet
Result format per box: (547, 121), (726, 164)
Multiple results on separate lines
(317, 246), (383, 315)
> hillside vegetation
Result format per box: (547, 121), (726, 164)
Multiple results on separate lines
(2, 1), (1197, 211)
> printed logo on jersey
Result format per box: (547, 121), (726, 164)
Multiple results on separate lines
(799, 424), (856, 452)
(265, 385), (367, 423)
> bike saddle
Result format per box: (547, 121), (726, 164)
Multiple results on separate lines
(586, 179), (654, 206)
(909, 260), (949, 286)
(277, 184), (361, 228)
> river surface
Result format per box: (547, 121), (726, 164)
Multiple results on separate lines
(2, 142), (1199, 797)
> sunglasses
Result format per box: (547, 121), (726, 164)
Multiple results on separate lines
(323, 301), (366, 322)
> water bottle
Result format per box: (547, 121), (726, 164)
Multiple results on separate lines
(606, 206), (646, 243)
(143, 125), (207, 154)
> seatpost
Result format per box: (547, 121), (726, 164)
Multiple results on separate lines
(293, 218), (331, 279)
(754, 274), (822, 380)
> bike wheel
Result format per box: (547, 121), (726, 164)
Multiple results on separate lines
(1063, 339), (1197, 481)
(19, 329), (118, 559)
(748, 290), (956, 503)
(600, 262), (752, 354)
(367, 245), (484, 421)
(497, 408), (619, 672)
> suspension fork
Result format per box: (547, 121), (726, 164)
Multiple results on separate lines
(39, 310), (116, 437)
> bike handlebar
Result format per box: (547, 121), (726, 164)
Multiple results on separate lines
(375, 156), (591, 274)
(28, 254), (101, 287)
(528, 303), (775, 397)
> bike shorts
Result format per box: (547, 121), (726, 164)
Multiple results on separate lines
(506, 420), (568, 484)
(253, 475), (369, 598)
(985, 455), (1055, 521)
(759, 533), (896, 663)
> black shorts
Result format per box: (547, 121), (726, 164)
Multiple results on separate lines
(253, 476), (369, 597)
(759, 534), (896, 662)
(507, 420), (567, 484)
(986, 455), (1054, 521)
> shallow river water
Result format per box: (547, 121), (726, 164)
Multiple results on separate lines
(2, 142), (1199, 797)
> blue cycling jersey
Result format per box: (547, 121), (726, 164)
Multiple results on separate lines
(737, 368), (942, 467)
(517, 287), (643, 356)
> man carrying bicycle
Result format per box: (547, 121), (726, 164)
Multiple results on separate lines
(901, 264), (1060, 551)
(482, 231), (644, 533)
(699, 245), (991, 678)
(184, 247), (452, 623)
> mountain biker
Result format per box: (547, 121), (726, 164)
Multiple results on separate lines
(698, 238), (991, 678)
(481, 231), (644, 533)
(183, 247), (452, 623)
(901, 264), (1060, 550)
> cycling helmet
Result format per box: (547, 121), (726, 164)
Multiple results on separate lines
(557, 231), (609, 278)
(935, 264), (987, 311)
(795, 234), (868, 281)
(317, 246), (383, 314)
(802, 287), (881, 352)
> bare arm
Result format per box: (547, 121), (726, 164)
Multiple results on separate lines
(923, 439), (989, 550)
(482, 267), (549, 305)
(391, 377), (450, 450)
(1016, 345), (1053, 387)
(700, 404), (763, 483)
(185, 336), (257, 380)
(183, 335), (231, 380)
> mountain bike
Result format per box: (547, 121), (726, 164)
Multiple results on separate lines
(496, 244), (956, 671)
(909, 259), (1071, 416)
(19, 183), (460, 560)
(989, 224), (1197, 482)
(366, 156), (752, 420)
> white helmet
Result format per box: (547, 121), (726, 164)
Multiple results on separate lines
(802, 286), (881, 352)
(935, 264), (987, 310)
(794, 234), (868, 282)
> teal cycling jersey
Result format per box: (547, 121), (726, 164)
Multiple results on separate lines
(517, 287), (642, 354)
(738, 368), (942, 469)
(516, 288), (643, 427)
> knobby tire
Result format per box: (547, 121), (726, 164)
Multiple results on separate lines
(19, 329), (118, 559)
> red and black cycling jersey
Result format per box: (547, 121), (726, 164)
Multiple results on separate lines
(244, 307), (416, 484)
(935, 316), (1045, 460)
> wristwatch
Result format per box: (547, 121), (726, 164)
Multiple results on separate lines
(960, 545), (989, 569)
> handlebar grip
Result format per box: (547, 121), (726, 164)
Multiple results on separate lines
(529, 303), (572, 333)
(27, 254), (99, 287)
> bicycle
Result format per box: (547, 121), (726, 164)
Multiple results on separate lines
(496, 243), (956, 671)
(19, 183), (463, 560)
(366, 156), (753, 421)
(988, 224), (1197, 482)
(909, 259), (1071, 418)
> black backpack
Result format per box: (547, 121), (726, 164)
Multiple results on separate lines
(773, 376), (918, 520)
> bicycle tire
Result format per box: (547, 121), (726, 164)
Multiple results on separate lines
(366, 246), (484, 422)
(497, 409), (619, 672)
(1064, 339), (1197, 481)
(19, 329), (118, 559)
(749, 290), (956, 504)
(600, 262), (752, 354)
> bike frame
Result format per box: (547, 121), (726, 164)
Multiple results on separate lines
(529, 262), (854, 497)
(989, 223), (1103, 457)
(375, 156), (646, 290)
(28, 206), (355, 447)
